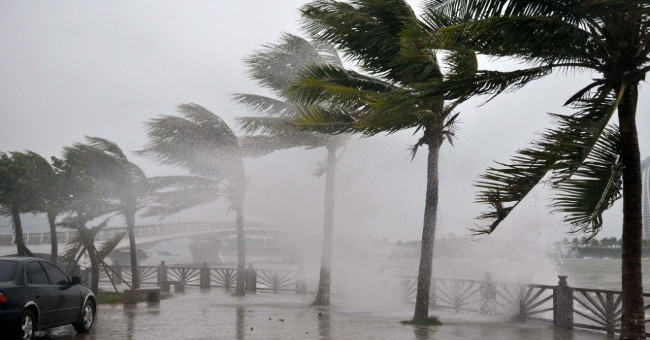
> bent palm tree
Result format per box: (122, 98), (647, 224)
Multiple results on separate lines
(234, 33), (348, 305)
(67, 137), (152, 289)
(140, 104), (248, 296)
(420, 1), (650, 337)
(55, 146), (118, 294)
(294, 0), (476, 320)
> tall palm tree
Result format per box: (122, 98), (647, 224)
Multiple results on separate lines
(293, 0), (476, 320)
(234, 33), (348, 305)
(140, 104), (248, 296)
(0, 151), (53, 256)
(418, 1), (650, 338)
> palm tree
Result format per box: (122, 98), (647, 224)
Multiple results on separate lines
(54, 147), (118, 294)
(234, 33), (348, 305)
(67, 137), (153, 289)
(0, 151), (53, 256)
(420, 1), (650, 337)
(293, 0), (476, 320)
(39, 159), (67, 262)
(140, 104), (248, 296)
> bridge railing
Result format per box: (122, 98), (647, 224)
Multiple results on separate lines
(0, 222), (218, 246)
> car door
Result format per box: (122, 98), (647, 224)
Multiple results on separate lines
(41, 261), (81, 323)
(25, 261), (58, 327)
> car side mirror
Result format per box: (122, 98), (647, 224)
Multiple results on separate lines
(70, 276), (81, 285)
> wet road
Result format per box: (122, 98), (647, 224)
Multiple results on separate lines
(35, 287), (611, 339)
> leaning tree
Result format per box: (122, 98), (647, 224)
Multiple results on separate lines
(140, 104), (249, 296)
(234, 33), (348, 305)
(0, 151), (53, 256)
(293, 0), (476, 320)
(403, 1), (650, 337)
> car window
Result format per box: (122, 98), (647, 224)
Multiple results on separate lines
(0, 260), (17, 281)
(26, 261), (50, 285)
(41, 261), (70, 285)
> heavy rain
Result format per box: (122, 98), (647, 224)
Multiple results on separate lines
(1, 1), (649, 339)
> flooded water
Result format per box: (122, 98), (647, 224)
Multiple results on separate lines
(35, 288), (609, 340)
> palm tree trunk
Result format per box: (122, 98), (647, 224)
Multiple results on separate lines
(413, 135), (441, 321)
(47, 212), (58, 262)
(87, 243), (100, 295)
(617, 85), (645, 339)
(126, 211), (140, 289)
(234, 203), (246, 296)
(314, 145), (337, 306)
(12, 208), (31, 257)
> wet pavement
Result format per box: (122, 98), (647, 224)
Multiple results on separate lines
(36, 287), (611, 340)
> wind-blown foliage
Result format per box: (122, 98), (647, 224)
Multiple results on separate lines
(295, 0), (477, 320)
(140, 103), (249, 296)
(66, 137), (154, 289)
(234, 33), (348, 305)
(0, 151), (53, 256)
(419, 1), (649, 337)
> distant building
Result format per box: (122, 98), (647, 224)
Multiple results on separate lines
(612, 157), (650, 240)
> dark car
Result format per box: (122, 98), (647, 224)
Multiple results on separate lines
(0, 257), (95, 340)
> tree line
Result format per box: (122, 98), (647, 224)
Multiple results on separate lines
(3, 1), (649, 336)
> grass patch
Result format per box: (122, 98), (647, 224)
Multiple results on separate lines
(400, 316), (442, 326)
(95, 290), (172, 304)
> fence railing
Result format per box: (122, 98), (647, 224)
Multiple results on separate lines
(93, 262), (650, 337)
(99, 261), (313, 295)
(389, 274), (650, 337)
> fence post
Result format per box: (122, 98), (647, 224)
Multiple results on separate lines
(553, 275), (573, 330)
(200, 262), (211, 289)
(296, 265), (307, 295)
(480, 272), (497, 315)
(111, 261), (122, 286)
(158, 261), (168, 291)
(246, 264), (257, 293)
(605, 292), (615, 336)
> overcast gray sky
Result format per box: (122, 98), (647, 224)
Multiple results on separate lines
(1, 1), (648, 245)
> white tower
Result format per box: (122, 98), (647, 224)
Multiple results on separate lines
(642, 157), (650, 240)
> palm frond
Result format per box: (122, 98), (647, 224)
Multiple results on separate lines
(97, 231), (127, 261)
(300, 0), (443, 84)
(293, 106), (359, 135)
(232, 94), (296, 117)
(140, 103), (243, 178)
(239, 134), (333, 158)
(551, 126), (622, 237)
(289, 64), (394, 107)
(473, 87), (623, 234)
(244, 33), (342, 97)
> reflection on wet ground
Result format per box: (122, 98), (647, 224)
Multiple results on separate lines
(35, 288), (610, 339)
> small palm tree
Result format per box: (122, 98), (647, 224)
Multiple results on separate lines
(419, 1), (650, 337)
(293, 0), (476, 320)
(234, 33), (348, 306)
(140, 104), (248, 296)
(59, 217), (126, 295)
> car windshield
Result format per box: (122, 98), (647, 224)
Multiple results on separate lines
(0, 260), (17, 281)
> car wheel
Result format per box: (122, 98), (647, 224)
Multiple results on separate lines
(73, 300), (95, 333)
(19, 310), (35, 340)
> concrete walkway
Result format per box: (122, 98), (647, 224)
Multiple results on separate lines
(36, 288), (611, 340)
